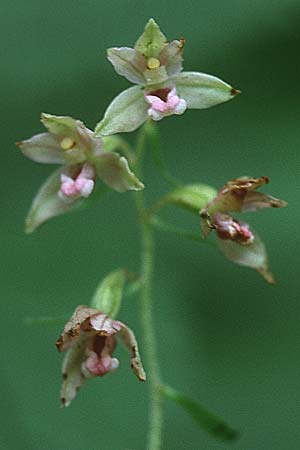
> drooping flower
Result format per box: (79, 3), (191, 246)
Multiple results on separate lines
(200, 176), (287, 283)
(17, 113), (144, 232)
(56, 305), (146, 407)
(95, 18), (239, 136)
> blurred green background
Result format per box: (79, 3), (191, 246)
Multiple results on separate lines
(1, 1), (300, 449)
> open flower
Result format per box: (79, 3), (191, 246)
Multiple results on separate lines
(200, 176), (287, 283)
(17, 113), (144, 232)
(95, 18), (239, 136)
(56, 305), (146, 407)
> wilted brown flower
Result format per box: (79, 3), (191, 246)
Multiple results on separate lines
(200, 176), (287, 283)
(56, 305), (146, 407)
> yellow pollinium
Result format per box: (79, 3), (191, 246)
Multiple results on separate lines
(147, 57), (160, 70)
(60, 137), (75, 150)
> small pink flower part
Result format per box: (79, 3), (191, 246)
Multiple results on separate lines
(145, 87), (187, 121)
(85, 351), (119, 376)
(213, 213), (254, 245)
(59, 163), (95, 202)
(84, 335), (119, 376)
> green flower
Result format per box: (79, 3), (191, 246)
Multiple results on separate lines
(17, 113), (144, 232)
(95, 18), (239, 136)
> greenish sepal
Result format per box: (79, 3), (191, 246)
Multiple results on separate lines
(25, 168), (82, 233)
(41, 113), (82, 139)
(17, 132), (64, 164)
(217, 232), (275, 284)
(174, 71), (240, 109)
(94, 86), (148, 136)
(94, 152), (144, 192)
(135, 18), (167, 58)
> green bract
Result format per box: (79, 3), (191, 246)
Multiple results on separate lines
(159, 184), (218, 213)
(95, 18), (239, 136)
(91, 269), (126, 318)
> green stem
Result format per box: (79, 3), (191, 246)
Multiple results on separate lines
(143, 121), (181, 188)
(150, 216), (215, 247)
(134, 127), (164, 450)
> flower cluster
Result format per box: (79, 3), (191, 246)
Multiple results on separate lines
(17, 19), (288, 411)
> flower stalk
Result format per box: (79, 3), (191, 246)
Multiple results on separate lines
(134, 126), (164, 450)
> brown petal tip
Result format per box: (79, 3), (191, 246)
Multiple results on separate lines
(271, 199), (288, 208)
(258, 267), (276, 285)
(179, 38), (186, 49)
(56, 337), (63, 351)
(60, 397), (67, 408)
(230, 88), (241, 96)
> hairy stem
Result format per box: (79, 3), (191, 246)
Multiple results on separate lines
(134, 127), (163, 450)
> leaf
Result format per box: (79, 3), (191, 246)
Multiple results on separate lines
(135, 18), (167, 58)
(107, 47), (146, 84)
(94, 86), (148, 136)
(25, 168), (81, 233)
(17, 132), (64, 164)
(217, 233), (275, 284)
(161, 385), (238, 442)
(95, 152), (144, 192)
(162, 184), (217, 213)
(174, 71), (240, 109)
(91, 269), (126, 318)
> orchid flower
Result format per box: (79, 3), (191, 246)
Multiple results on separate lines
(200, 176), (287, 283)
(56, 305), (146, 407)
(17, 113), (144, 232)
(95, 18), (240, 136)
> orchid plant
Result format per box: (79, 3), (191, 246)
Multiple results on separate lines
(18, 18), (287, 450)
